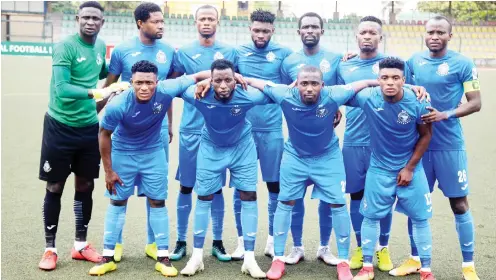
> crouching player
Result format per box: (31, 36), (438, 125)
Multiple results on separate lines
(89, 60), (210, 276)
(348, 57), (436, 280)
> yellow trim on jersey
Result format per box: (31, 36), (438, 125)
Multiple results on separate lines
(463, 80), (480, 93)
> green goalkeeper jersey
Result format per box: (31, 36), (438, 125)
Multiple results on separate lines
(48, 33), (107, 127)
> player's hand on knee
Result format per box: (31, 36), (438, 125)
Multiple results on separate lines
(195, 78), (211, 99)
(333, 110), (343, 128)
(421, 106), (447, 123)
(234, 73), (248, 90)
(341, 51), (357, 62)
(396, 168), (413, 186)
(105, 170), (123, 195)
(411, 85), (431, 102)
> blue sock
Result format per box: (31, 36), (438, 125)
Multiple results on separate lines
(379, 210), (393, 246)
(176, 192), (192, 242)
(149, 206), (169, 250)
(455, 211), (475, 262)
(361, 217), (380, 264)
(318, 201), (332, 246)
(332, 205), (351, 260)
(408, 218), (419, 256)
(233, 190), (243, 237)
(273, 202), (293, 256)
(291, 198), (304, 247)
(350, 199), (363, 247)
(411, 219), (432, 268)
(146, 199), (155, 244)
(193, 199), (211, 249)
(103, 204), (127, 250)
(268, 192), (278, 237)
(211, 192), (225, 241)
(116, 205), (126, 244)
(241, 200), (258, 251)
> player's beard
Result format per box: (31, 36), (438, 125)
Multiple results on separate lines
(428, 42), (447, 54)
(303, 37), (320, 49)
(144, 31), (161, 41)
(360, 45), (376, 53)
(253, 38), (271, 49)
(200, 31), (216, 39)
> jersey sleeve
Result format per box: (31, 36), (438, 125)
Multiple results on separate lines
(246, 86), (273, 105)
(280, 58), (293, 85)
(459, 59), (480, 93)
(416, 100), (432, 124)
(156, 75), (196, 98)
(180, 85), (196, 105)
(100, 95), (125, 131)
(346, 87), (373, 108)
(405, 57), (416, 85)
(108, 46), (123, 76)
(52, 41), (74, 67)
(172, 49), (186, 74)
(327, 85), (357, 106)
(336, 66), (345, 85)
(262, 83), (291, 104)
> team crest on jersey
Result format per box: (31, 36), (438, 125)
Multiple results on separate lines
(231, 105), (242, 116)
(397, 110), (412, 124)
(96, 53), (103, 66)
(153, 102), (163, 114)
(436, 62), (449, 76)
(266, 51), (276, 62)
(472, 67), (478, 80)
(372, 62), (380, 75)
(156, 50), (167, 64)
(316, 105), (329, 118)
(214, 51), (224, 60)
(320, 59), (330, 73)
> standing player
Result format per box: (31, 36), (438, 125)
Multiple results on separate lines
(280, 12), (343, 265)
(242, 66), (379, 280)
(103, 2), (175, 262)
(89, 60), (212, 276)
(350, 57), (436, 280)
(170, 4), (237, 262)
(231, 9), (293, 260)
(180, 59), (268, 278)
(38, 1), (109, 270)
(337, 16), (394, 271)
(392, 16), (482, 280)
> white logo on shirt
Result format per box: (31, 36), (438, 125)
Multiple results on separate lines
(372, 62), (380, 75)
(320, 59), (330, 73)
(292, 107), (304, 111)
(156, 50), (167, 64)
(397, 110), (412, 124)
(461, 184), (468, 190)
(316, 105), (329, 118)
(436, 62), (450, 76)
(206, 105), (216, 109)
(131, 52), (141, 57)
(214, 51), (224, 60)
(418, 60), (427, 66)
(96, 53), (103, 66)
(374, 107), (384, 112)
(152, 102), (163, 114)
(76, 57), (86, 63)
(349, 66), (359, 72)
(231, 105), (242, 116)
(244, 52), (253, 57)
(266, 51), (276, 62)
(43, 161), (52, 172)
(192, 54), (202, 60)
(296, 63), (305, 69)
(132, 111), (141, 118)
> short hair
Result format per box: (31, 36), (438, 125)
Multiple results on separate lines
(131, 60), (158, 75)
(378, 57), (405, 72)
(195, 4), (218, 19)
(211, 59), (235, 74)
(134, 2), (162, 29)
(429, 15), (452, 33)
(250, 9), (276, 24)
(298, 12), (323, 29)
(79, 1), (104, 12)
(298, 65), (323, 80)
(360, 16), (382, 26)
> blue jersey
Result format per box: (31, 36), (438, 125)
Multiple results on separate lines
(347, 87), (430, 173)
(407, 50), (478, 151)
(281, 49), (342, 85)
(181, 85), (272, 147)
(262, 84), (356, 157)
(338, 54), (386, 147)
(101, 76), (195, 155)
(108, 37), (175, 130)
(236, 41), (293, 131)
(174, 41), (238, 134)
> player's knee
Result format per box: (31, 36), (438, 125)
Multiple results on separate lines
(110, 199), (128, 206)
(46, 181), (65, 194)
(350, 189), (364, 200)
(198, 194), (214, 201)
(281, 200), (296, 206)
(239, 191), (257, 201)
(449, 196), (469, 215)
(148, 198), (165, 208)
(214, 189), (222, 195)
(74, 176), (95, 193)
(330, 203), (345, 208)
(180, 185), (193, 194)
(266, 181), (280, 193)
(410, 218), (429, 228)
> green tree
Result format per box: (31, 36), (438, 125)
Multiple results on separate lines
(417, 1), (496, 23)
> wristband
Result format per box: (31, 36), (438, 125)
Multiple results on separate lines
(445, 109), (457, 119)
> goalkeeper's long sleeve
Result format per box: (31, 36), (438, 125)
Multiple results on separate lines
(53, 65), (90, 99)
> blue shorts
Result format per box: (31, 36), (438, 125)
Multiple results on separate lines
(361, 169), (432, 220)
(343, 146), (371, 194)
(106, 149), (168, 201)
(175, 132), (227, 188)
(423, 150), (469, 198)
(195, 136), (258, 196)
(279, 148), (347, 204)
(253, 130), (284, 182)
